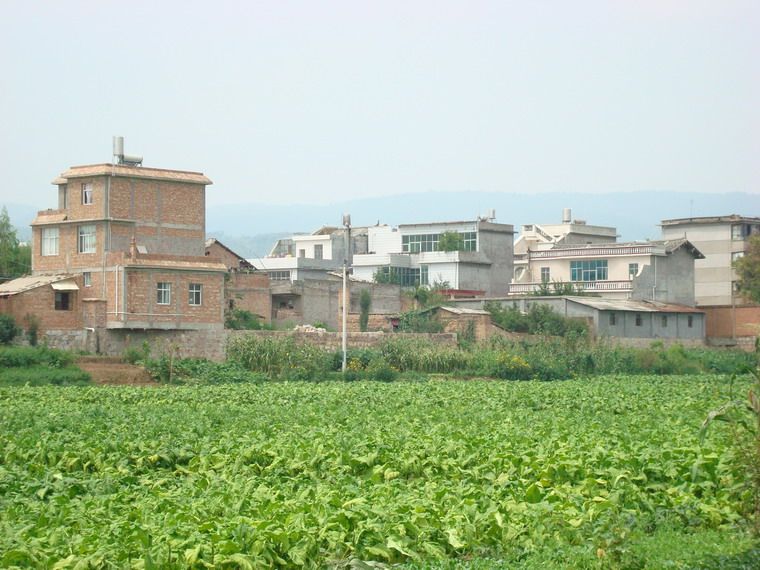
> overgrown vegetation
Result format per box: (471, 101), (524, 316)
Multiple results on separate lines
(224, 308), (273, 330)
(221, 333), (754, 382)
(437, 230), (465, 251)
(0, 313), (19, 345)
(359, 289), (371, 332)
(486, 301), (588, 337)
(0, 205), (31, 280)
(735, 234), (760, 304)
(0, 345), (90, 386)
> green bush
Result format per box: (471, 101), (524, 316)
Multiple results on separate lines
(0, 314), (19, 345)
(0, 346), (74, 368)
(145, 356), (267, 384)
(225, 309), (272, 330)
(396, 311), (444, 333)
(366, 359), (398, 382)
(23, 314), (39, 346)
(0, 366), (90, 386)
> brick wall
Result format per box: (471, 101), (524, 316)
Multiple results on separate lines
(96, 329), (458, 361)
(0, 280), (83, 332)
(704, 305), (760, 338)
(226, 273), (272, 321)
(113, 268), (224, 328)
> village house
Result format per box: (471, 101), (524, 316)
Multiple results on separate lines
(351, 213), (514, 296)
(661, 214), (760, 347)
(0, 138), (227, 349)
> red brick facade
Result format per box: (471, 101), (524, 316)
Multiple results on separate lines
(4, 161), (226, 337)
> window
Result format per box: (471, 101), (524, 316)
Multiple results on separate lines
(628, 263), (639, 278)
(540, 267), (550, 282)
(570, 260), (608, 281)
(156, 282), (171, 305)
(609, 313), (616, 326)
(78, 224), (96, 253)
(375, 266), (425, 287)
(732, 251), (745, 263)
(688, 315), (694, 328)
(298, 249), (305, 258)
(661, 315), (668, 327)
(462, 232), (477, 251)
(188, 283), (202, 305)
(635, 314), (642, 327)
(269, 270), (291, 281)
(83, 272), (92, 287)
(54, 291), (71, 311)
(420, 265), (429, 286)
(82, 183), (93, 205)
(41, 227), (59, 256)
(314, 244), (323, 260)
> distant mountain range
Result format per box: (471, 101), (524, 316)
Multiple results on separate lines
(4, 191), (758, 258)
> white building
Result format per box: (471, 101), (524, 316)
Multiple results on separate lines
(509, 239), (704, 306)
(352, 216), (514, 295)
(251, 226), (368, 282)
(514, 208), (617, 256)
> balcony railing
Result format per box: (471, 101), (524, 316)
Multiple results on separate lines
(528, 245), (654, 259)
(508, 280), (633, 295)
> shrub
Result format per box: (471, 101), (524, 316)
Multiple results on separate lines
(367, 359), (398, 382)
(0, 314), (19, 345)
(0, 366), (90, 386)
(225, 309), (271, 330)
(23, 314), (39, 346)
(396, 311), (444, 333)
(490, 352), (533, 380)
(0, 346), (74, 368)
(359, 289), (371, 332)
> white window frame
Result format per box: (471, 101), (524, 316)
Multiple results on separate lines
(82, 183), (93, 205)
(78, 224), (96, 254)
(540, 267), (550, 282)
(156, 282), (171, 305)
(41, 227), (59, 256)
(189, 283), (202, 306)
(83, 272), (92, 287)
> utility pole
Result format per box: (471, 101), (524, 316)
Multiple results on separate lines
(341, 213), (351, 373)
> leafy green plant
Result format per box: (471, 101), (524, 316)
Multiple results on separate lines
(0, 313), (19, 345)
(224, 308), (272, 330)
(23, 314), (39, 346)
(437, 231), (464, 252)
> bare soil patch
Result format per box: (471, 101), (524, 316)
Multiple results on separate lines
(76, 357), (156, 386)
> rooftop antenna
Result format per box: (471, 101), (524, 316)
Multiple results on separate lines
(112, 136), (143, 166)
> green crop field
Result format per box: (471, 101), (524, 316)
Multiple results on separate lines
(0, 376), (758, 568)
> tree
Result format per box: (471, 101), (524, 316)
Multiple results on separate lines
(735, 235), (760, 304)
(437, 231), (464, 252)
(359, 289), (371, 332)
(0, 207), (29, 280)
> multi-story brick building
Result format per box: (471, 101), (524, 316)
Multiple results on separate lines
(1, 145), (227, 344)
(661, 214), (760, 345)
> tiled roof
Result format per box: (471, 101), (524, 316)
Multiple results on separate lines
(0, 274), (76, 296)
(52, 163), (212, 185)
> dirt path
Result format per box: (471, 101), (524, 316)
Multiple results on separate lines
(76, 357), (156, 386)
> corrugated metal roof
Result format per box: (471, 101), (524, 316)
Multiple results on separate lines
(53, 163), (212, 185)
(565, 296), (703, 314)
(0, 274), (76, 296)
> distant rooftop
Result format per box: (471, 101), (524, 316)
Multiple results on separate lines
(661, 214), (760, 226)
(52, 163), (212, 186)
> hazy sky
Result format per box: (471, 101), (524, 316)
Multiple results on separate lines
(1, 0), (758, 208)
